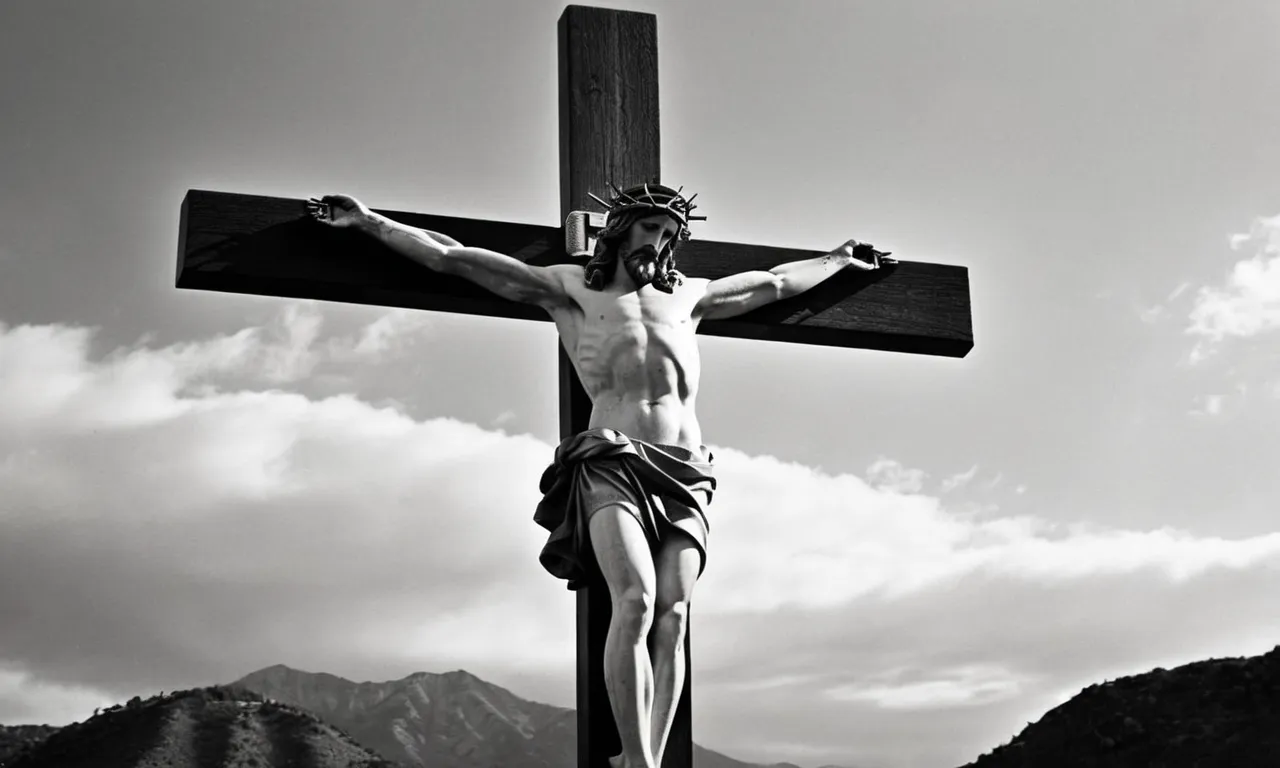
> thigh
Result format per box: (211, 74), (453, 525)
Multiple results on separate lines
(654, 531), (703, 611)
(588, 503), (657, 602)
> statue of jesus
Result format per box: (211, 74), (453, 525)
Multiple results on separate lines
(307, 184), (892, 768)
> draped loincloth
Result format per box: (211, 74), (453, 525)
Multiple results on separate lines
(533, 428), (717, 590)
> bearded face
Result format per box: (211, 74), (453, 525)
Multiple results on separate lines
(583, 208), (686, 293)
(620, 242), (662, 288)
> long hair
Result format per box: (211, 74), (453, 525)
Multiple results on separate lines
(583, 208), (688, 293)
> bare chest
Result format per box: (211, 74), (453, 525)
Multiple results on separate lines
(552, 279), (705, 399)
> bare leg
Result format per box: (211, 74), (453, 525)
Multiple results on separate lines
(589, 505), (658, 768)
(649, 532), (702, 767)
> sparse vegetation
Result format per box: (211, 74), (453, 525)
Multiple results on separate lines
(8, 650), (1276, 768)
(0, 685), (398, 768)
(960, 645), (1280, 767)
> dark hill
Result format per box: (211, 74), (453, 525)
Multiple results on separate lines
(1, 685), (396, 768)
(2, 666), (841, 768)
(0, 726), (58, 765)
(960, 644), (1280, 767)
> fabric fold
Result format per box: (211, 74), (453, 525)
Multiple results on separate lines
(533, 427), (717, 590)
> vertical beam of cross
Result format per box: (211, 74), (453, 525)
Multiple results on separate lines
(557, 6), (691, 767)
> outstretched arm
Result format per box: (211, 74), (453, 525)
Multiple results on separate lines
(694, 239), (894, 320)
(306, 194), (570, 309)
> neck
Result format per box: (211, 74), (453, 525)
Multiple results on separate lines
(610, 260), (643, 293)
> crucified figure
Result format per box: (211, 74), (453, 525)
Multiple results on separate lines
(307, 184), (892, 768)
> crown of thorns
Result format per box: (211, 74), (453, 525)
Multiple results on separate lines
(587, 182), (706, 228)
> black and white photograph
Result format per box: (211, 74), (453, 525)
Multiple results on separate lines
(1, 1), (1278, 767)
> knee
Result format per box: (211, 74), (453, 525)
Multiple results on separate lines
(654, 600), (690, 643)
(613, 588), (655, 634)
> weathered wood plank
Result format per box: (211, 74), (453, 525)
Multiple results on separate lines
(177, 189), (974, 358)
(177, 189), (555, 323)
(559, 7), (664, 768)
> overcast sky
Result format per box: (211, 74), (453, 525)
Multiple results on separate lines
(2, 1), (1279, 767)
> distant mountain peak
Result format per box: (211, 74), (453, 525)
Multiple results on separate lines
(226, 665), (868, 768)
(244, 664), (488, 688)
(231, 665), (573, 768)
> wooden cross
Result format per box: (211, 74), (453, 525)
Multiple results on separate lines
(174, 6), (972, 766)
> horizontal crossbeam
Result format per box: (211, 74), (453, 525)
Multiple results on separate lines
(178, 189), (972, 357)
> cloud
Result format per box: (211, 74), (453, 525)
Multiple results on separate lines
(338, 307), (434, 359)
(0, 308), (553, 695)
(940, 464), (979, 493)
(1185, 381), (1254, 417)
(1136, 283), (1192, 325)
(0, 667), (115, 725)
(865, 457), (926, 494)
(1186, 213), (1280, 361)
(1167, 281), (1192, 302)
(2, 310), (1279, 768)
(826, 663), (1025, 710)
(1138, 304), (1166, 324)
(1191, 393), (1225, 417)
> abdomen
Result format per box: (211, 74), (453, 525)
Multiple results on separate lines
(574, 321), (702, 446)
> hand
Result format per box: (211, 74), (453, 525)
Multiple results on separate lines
(305, 194), (372, 228)
(835, 239), (896, 270)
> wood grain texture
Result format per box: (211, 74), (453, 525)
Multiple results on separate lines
(558, 5), (660, 217)
(177, 190), (555, 324)
(559, 7), (672, 768)
(177, 189), (974, 358)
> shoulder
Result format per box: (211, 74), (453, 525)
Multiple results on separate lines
(680, 274), (712, 301)
(539, 263), (588, 308)
(549, 263), (587, 278)
(546, 263), (587, 291)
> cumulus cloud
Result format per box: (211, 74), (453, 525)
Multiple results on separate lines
(865, 457), (926, 494)
(2, 309), (1279, 768)
(1187, 214), (1280, 362)
(490, 409), (517, 428)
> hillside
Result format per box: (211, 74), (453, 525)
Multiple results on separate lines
(0, 726), (59, 766)
(959, 644), (1280, 767)
(232, 665), (816, 768)
(9, 647), (1277, 768)
(1, 666), (841, 768)
(1, 685), (396, 768)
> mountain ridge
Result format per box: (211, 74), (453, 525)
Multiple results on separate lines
(231, 664), (805, 768)
(11, 645), (1276, 767)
